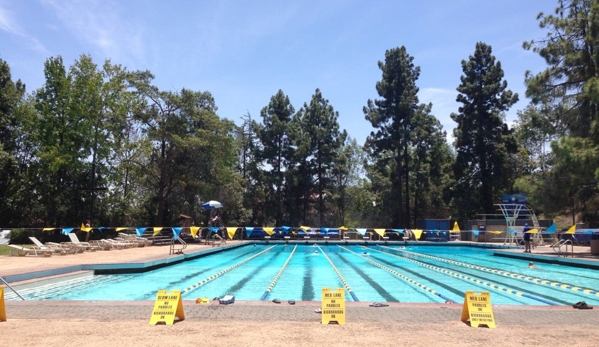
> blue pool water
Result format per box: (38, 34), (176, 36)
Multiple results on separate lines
(9, 244), (599, 306)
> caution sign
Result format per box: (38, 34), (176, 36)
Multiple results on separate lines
(461, 291), (495, 328)
(149, 290), (185, 325)
(321, 287), (345, 325)
(0, 286), (6, 322)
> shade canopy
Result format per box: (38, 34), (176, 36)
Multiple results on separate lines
(201, 200), (223, 210)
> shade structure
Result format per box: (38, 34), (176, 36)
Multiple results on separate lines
(201, 200), (223, 210)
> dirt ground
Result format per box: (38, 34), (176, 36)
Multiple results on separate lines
(1, 319), (598, 347)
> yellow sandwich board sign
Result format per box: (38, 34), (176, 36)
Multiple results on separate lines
(149, 290), (185, 325)
(0, 286), (6, 322)
(321, 287), (345, 325)
(461, 291), (495, 328)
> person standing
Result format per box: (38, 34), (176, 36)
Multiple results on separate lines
(523, 223), (532, 253)
(211, 213), (222, 227)
(210, 213), (223, 239)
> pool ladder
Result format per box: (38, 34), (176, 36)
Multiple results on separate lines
(552, 239), (573, 257)
(169, 237), (187, 255)
(1, 275), (25, 300)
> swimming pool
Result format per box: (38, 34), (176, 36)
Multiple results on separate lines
(7, 244), (599, 306)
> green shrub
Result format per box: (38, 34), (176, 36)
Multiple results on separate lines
(8, 228), (33, 245)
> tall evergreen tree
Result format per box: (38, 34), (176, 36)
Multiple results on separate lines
(451, 42), (518, 220)
(255, 90), (295, 226)
(410, 103), (453, 223)
(330, 136), (363, 226)
(295, 88), (346, 225)
(363, 47), (420, 227)
(523, 0), (599, 223)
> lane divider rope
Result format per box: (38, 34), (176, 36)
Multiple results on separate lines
(260, 245), (297, 300)
(339, 246), (454, 303)
(382, 245), (599, 298)
(373, 247), (557, 305)
(319, 245), (359, 301)
(181, 245), (276, 295)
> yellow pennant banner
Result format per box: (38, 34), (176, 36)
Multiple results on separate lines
(152, 227), (163, 236)
(116, 227), (129, 231)
(80, 223), (92, 232)
(263, 227), (274, 235)
(373, 228), (386, 237)
(149, 290), (185, 325)
(412, 229), (423, 240)
(226, 227), (237, 240)
(452, 222), (460, 232)
(190, 227), (200, 238)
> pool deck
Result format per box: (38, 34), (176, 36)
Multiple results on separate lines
(2, 240), (599, 325)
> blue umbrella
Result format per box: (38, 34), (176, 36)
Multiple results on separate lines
(201, 200), (223, 210)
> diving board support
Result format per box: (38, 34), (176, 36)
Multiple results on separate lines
(496, 204), (541, 246)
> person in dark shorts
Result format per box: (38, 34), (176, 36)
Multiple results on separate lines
(523, 223), (532, 253)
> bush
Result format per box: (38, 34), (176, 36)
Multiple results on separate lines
(8, 228), (33, 244)
(9, 228), (73, 244)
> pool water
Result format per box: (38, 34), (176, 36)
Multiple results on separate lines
(8, 244), (599, 306)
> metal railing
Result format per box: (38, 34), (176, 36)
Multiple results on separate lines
(1, 276), (25, 300)
(552, 239), (573, 257)
(169, 237), (187, 255)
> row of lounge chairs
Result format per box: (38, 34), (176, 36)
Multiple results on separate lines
(8, 233), (153, 257)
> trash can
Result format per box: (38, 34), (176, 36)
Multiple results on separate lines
(591, 233), (599, 255)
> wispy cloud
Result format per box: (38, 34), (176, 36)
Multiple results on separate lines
(420, 87), (458, 126)
(419, 87), (459, 142)
(0, 1), (47, 53)
(0, 2), (18, 34)
(41, 0), (145, 65)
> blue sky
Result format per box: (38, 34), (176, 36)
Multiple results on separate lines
(1, 0), (556, 145)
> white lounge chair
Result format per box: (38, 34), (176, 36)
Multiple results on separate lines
(68, 233), (99, 251)
(117, 233), (152, 247)
(100, 239), (130, 249)
(28, 237), (68, 255)
(8, 244), (52, 257)
(46, 242), (77, 254)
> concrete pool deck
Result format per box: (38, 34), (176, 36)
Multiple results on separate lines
(2, 240), (599, 326)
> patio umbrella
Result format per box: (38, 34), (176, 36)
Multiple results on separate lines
(201, 200), (223, 210)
